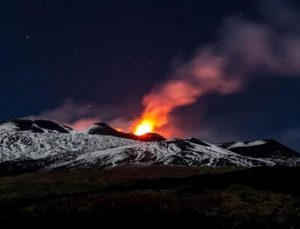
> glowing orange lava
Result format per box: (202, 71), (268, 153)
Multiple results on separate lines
(134, 119), (154, 136)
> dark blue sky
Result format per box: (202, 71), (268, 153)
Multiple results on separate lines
(1, 0), (300, 150)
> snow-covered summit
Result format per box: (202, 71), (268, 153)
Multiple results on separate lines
(0, 119), (299, 175)
(0, 119), (73, 134)
(219, 139), (299, 158)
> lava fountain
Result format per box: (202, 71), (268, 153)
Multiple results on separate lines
(133, 119), (154, 136)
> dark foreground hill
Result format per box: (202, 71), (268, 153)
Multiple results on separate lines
(1, 119), (300, 227)
(1, 165), (300, 228)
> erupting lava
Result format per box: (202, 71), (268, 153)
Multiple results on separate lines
(134, 119), (154, 136)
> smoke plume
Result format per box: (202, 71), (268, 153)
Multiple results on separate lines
(140, 0), (300, 135)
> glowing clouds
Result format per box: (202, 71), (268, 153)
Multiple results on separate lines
(135, 1), (300, 136)
(137, 51), (241, 134)
(142, 81), (200, 128)
(70, 118), (100, 131)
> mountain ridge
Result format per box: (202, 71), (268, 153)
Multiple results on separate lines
(0, 118), (299, 175)
(219, 139), (299, 158)
(86, 122), (165, 141)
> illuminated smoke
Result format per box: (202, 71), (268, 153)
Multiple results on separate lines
(138, 0), (300, 135)
(141, 50), (241, 130)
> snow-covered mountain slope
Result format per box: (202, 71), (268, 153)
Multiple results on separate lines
(49, 138), (275, 169)
(0, 119), (299, 175)
(0, 129), (271, 167)
(0, 119), (73, 133)
(0, 129), (137, 162)
(219, 139), (299, 159)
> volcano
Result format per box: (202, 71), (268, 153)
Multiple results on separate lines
(86, 122), (165, 141)
(0, 118), (299, 176)
(1, 118), (300, 227)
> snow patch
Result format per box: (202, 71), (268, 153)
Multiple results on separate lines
(227, 140), (266, 149)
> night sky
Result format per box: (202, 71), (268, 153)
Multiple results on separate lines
(1, 0), (300, 150)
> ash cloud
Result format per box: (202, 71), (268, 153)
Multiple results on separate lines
(33, 0), (300, 141)
(142, 0), (300, 137)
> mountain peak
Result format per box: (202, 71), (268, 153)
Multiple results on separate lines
(0, 118), (299, 176)
(219, 139), (299, 158)
(0, 118), (72, 133)
(87, 122), (165, 142)
(93, 122), (113, 128)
